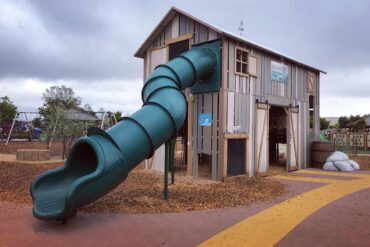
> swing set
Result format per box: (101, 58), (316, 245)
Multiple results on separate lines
(4, 111), (41, 146)
(4, 110), (118, 149)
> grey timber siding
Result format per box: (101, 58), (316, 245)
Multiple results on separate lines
(223, 35), (321, 173)
(142, 11), (322, 179)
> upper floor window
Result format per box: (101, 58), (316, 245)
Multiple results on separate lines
(235, 47), (249, 76)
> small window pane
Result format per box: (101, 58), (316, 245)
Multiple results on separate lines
(242, 51), (248, 62)
(242, 63), (247, 74)
(236, 61), (241, 72)
(237, 50), (242, 60)
(235, 48), (249, 75)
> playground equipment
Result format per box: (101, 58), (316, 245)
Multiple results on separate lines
(30, 40), (221, 221)
(99, 111), (118, 129)
(4, 111), (41, 145)
(320, 131), (327, 141)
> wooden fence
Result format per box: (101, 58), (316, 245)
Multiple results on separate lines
(330, 133), (370, 150)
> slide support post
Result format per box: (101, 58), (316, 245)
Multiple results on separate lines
(164, 141), (169, 200)
(171, 138), (175, 185)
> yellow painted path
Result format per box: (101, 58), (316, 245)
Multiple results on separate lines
(199, 170), (370, 247)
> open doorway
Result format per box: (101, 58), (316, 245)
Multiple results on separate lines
(269, 106), (288, 173)
(227, 138), (246, 176)
(198, 153), (212, 179)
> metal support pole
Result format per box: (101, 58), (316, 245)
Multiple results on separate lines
(164, 141), (169, 200)
(171, 138), (175, 185)
(48, 114), (60, 149)
(100, 112), (106, 129)
(112, 113), (118, 125)
(6, 112), (19, 146)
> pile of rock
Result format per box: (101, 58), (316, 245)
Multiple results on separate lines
(323, 151), (360, 172)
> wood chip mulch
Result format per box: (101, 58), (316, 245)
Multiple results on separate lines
(0, 162), (61, 204)
(349, 155), (370, 170)
(0, 141), (64, 156)
(0, 161), (286, 214)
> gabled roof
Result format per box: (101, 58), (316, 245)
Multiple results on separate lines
(135, 6), (326, 74)
(65, 109), (100, 121)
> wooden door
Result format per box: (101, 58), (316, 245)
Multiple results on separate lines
(287, 108), (299, 171)
(255, 103), (270, 175)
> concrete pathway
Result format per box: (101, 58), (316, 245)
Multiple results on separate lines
(1, 169), (369, 247)
(199, 170), (370, 247)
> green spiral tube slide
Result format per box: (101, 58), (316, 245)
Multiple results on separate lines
(30, 40), (221, 221)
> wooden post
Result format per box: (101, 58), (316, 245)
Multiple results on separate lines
(223, 137), (228, 178)
(217, 37), (228, 181)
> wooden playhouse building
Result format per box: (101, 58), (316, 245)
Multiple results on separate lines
(134, 7), (326, 180)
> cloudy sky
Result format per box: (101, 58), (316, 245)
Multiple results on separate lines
(1, 0), (369, 117)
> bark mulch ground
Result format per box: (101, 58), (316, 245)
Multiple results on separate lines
(0, 161), (286, 214)
(349, 154), (370, 170)
(0, 162), (61, 204)
(0, 141), (64, 156)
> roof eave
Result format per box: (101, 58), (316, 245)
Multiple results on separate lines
(134, 6), (327, 74)
(219, 32), (326, 74)
(134, 7), (178, 58)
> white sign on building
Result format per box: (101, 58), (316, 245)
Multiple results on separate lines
(271, 61), (289, 83)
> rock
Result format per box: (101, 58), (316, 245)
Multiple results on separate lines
(333, 160), (355, 172)
(348, 160), (360, 170)
(323, 151), (362, 172)
(323, 161), (338, 171)
(326, 151), (349, 162)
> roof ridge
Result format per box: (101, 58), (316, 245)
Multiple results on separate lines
(135, 6), (326, 74)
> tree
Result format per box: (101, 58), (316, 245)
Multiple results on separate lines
(333, 123), (341, 132)
(32, 117), (42, 128)
(39, 85), (81, 118)
(83, 103), (93, 112)
(320, 117), (330, 130)
(0, 96), (17, 125)
(114, 111), (122, 121)
(349, 115), (361, 122)
(39, 85), (85, 154)
(350, 118), (367, 133)
(338, 116), (349, 129)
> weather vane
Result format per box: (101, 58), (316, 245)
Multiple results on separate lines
(238, 20), (244, 36)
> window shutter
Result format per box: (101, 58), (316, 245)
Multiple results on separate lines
(248, 54), (258, 77)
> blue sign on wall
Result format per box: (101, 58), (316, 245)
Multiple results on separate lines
(199, 113), (212, 126)
(271, 61), (289, 83)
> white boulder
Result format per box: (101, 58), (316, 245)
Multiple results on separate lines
(348, 160), (360, 170)
(322, 151), (361, 172)
(323, 161), (338, 171)
(333, 160), (355, 172)
(326, 151), (349, 162)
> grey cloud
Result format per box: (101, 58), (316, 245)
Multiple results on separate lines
(0, 0), (144, 81)
(0, 78), (143, 114)
(30, 0), (108, 36)
(1, 0), (370, 116)
(2, 0), (370, 81)
(320, 67), (370, 98)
